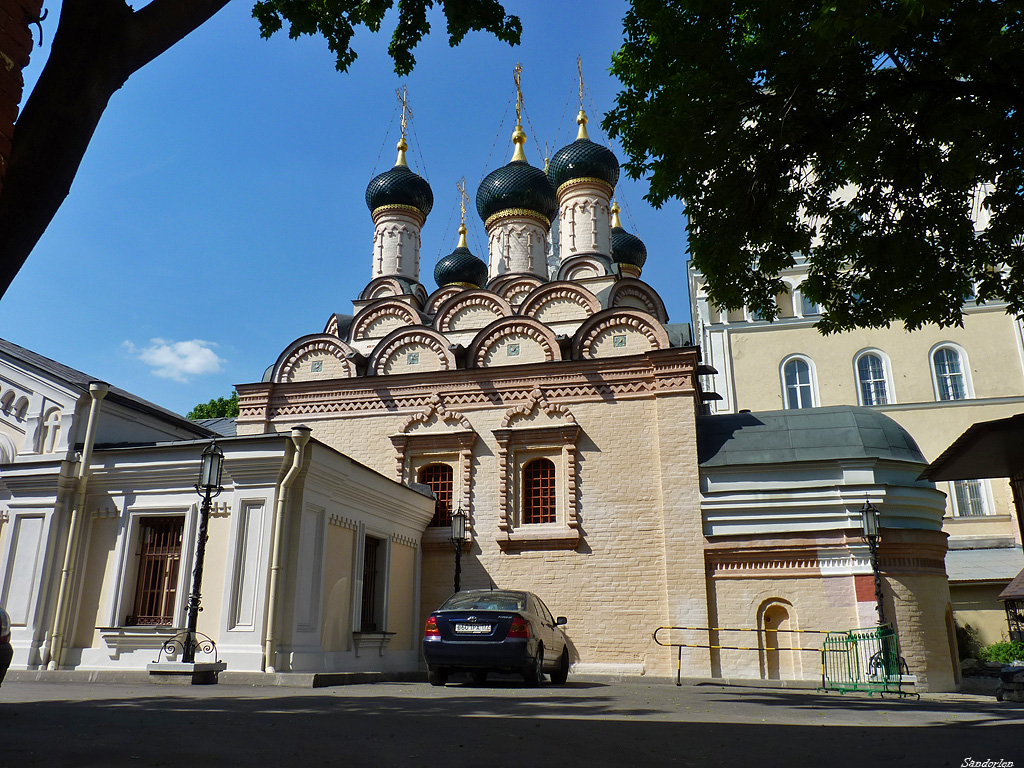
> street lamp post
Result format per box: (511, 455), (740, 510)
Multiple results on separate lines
(182, 441), (224, 663)
(860, 500), (886, 626)
(450, 506), (468, 594)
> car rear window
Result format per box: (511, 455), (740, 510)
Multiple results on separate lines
(442, 593), (526, 611)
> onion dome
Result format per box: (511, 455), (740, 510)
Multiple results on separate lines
(548, 110), (620, 194)
(365, 138), (434, 218)
(476, 124), (557, 225)
(434, 225), (488, 288)
(610, 203), (647, 273)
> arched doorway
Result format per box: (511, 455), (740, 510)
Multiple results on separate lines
(758, 600), (798, 680)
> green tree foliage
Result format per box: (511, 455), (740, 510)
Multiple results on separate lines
(187, 391), (240, 419)
(978, 640), (1024, 665)
(0, 1), (520, 300)
(606, 0), (1024, 332)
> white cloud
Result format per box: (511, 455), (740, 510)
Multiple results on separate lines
(124, 338), (225, 383)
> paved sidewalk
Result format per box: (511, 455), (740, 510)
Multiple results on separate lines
(1, 677), (1021, 767)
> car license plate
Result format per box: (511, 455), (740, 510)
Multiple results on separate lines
(455, 623), (490, 634)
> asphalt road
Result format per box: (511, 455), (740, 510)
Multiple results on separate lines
(1, 676), (1021, 767)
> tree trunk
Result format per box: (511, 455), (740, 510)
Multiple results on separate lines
(0, 0), (230, 300)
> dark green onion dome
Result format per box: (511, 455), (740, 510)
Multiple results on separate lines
(476, 124), (557, 225)
(434, 226), (488, 288)
(476, 161), (557, 224)
(610, 203), (647, 269)
(365, 139), (433, 218)
(548, 112), (619, 193)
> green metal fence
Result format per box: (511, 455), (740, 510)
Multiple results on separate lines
(819, 625), (917, 698)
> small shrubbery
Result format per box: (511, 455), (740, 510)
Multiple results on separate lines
(978, 641), (1024, 665)
(956, 622), (983, 661)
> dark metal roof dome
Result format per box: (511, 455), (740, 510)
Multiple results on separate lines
(365, 140), (433, 218)
(611, 227), (648, 269)
(610, 203), (647, 269)
(548, 139), (619, 192)
(548, 111), (619, 193)
(476, 160), (557, 224)
(434, 227), (488, 288)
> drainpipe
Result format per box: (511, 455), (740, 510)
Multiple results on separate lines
(263, 425), (311, 673)
(46, 381), (109, 670)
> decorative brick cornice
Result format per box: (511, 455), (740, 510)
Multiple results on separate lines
(235, 348), (699, 423)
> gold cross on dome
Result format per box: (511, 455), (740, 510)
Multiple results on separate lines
(458, 177), (468, 226)
(396, 85), (413, 140)
(513, 63), (523, 125)
(578, 55), (584, 110)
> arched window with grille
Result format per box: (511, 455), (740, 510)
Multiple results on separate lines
(781, 356), (816, 409)
(931, 345), (971, 401)
(418, 463), (454, 528)
(855, 351), (890, 406)
(523, 458), (557, 524)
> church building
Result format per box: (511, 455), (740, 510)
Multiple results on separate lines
(0, 88), (960, 691)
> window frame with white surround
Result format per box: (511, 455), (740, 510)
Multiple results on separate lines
(948, 478), (993, 518)
(98, 505), (198, 655)
(930, 343), (974, 401)
(780, 355), (819, 410)
(853, 349), (896, 406)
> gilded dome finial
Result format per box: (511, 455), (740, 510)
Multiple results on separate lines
(576, 56), (590, 141)
(611, 200), (622, 229)
(511, 63), (528, 162)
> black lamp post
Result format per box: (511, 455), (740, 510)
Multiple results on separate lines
(182, 441), (224, 663)
(450, 506), (468, 594)
(860, 500), (887, 626)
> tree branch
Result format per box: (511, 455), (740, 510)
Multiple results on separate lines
(0, 0), (231, 299)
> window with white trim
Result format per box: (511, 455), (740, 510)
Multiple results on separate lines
(126, 516), (184, 626)
(782, 357), (816, 409)
(932, 345), (970, 401)
(856, 352), (890, 406)
(951, 479), (990, 517)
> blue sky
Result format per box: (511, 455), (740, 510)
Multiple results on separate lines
(1, 0), (689, 416)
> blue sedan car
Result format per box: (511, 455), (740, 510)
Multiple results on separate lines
(423, 589), (570, 687)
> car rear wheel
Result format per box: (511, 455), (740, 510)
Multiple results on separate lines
(550, 647), (569, 685)
(524, 644), (543, 687)
(470, 671), (488, 684)
(427, 667), (448, 687)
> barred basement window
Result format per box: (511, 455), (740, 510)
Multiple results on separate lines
(523, 458), (557, 524)
(418, 463), (454, 528)
(127, 517), (183, 626)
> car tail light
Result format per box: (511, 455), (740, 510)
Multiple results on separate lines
(508, 617), (530, 638)
(424, 616), (440, 637)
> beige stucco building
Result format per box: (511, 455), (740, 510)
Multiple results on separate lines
(229, 115), (958, 689)
(689, 255), (1024, 646)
